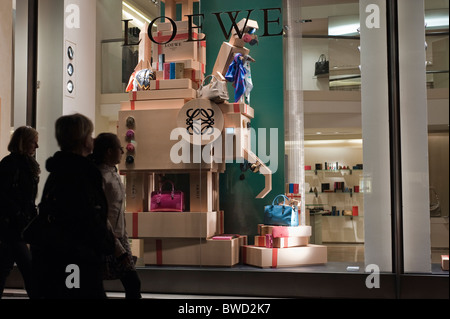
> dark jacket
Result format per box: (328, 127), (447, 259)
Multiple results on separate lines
(30, 152), (115, 299)
(0, 153), (38, 242)
(38, 151), (114, 258)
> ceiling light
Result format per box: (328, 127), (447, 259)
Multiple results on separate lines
(123, 10), (144, 28)
(123, 1), (152, 24)
(425, 9), (449, 29)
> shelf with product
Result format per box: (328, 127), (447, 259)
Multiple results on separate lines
(305, 164), (364, 244)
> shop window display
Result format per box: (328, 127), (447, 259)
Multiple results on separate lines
(3, 0), (448, 299)
(100, 0), (448, 273)
(117, 0), (327, 269)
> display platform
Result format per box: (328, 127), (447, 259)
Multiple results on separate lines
(5, 262), (448, 299)
(243, 245), (327, 268)
(141, 237), (243, 267)
(125, 211), (222, 238)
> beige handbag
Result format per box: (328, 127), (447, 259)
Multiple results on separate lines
(197, 75), (229, 104)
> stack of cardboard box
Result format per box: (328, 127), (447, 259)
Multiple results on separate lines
(242, 191), (327, 268)
(126, 210), (246, 267)
(120, 16), (245, 267)
(243, 224), (327, 268)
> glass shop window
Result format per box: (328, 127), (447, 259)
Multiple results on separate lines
(300, 1), (365, 267)
(424, 0), (449, 272)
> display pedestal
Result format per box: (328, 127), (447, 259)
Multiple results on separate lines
(243, 224), (327, 268)
(243, 245), (327, 269)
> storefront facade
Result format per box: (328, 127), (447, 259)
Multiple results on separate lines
(1, 0), (448, 299)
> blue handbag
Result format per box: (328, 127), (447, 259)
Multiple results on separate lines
(264, 195), (299, 227)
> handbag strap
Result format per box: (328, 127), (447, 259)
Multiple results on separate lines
(158, 180), (175, 199)
(272, 194), (289, 206)
(200, 74), (218, 88)
(318, 54), (327, 62)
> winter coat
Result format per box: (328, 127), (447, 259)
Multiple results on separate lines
(36, 151), (114, 258)
(0, 153), (39, 243)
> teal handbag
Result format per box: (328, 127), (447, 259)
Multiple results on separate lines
(264, 195), (299, 227)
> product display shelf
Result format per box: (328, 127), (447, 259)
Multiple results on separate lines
(306, 168), (363, 176)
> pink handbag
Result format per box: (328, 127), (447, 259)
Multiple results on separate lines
(150, 180), (185, 212)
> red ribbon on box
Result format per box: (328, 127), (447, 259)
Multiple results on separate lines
(130, 92), (137, 110)
(233, 103), (249, 115)
(265, 234), (273, 248)
(132, 212), (139, 238)
(271, 248), (278, 268)
(156, 239), (163, 266)
(256, 236), (265, 247)
(242, 246), (247, 264)
(218, 211), (224, 234)
(242, 246), (279, 268)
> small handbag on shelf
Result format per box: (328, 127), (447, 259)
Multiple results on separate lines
(314, 54), (329, 76)
(197, 74), (229, 104)
(150, 180), (185, 212)
(264, 194), (299, 227)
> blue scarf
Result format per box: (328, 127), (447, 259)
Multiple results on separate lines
(225, 53), (247, 102)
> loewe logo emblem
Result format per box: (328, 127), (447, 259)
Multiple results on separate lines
(185, 108), (216, 136)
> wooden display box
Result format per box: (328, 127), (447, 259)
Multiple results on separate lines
(125, 211), (220, 239)
(219, 102), (254, 119)
(118, 109), (220, 171)
(143, 237), (240, 267)
(124, 88), (197, 102)
(442, 255), (449, 271)
(152, 59), (205, 75)
(254, 235), (309, 248)
(259, 225), (312, 238)
(127, 79), (198, 94)
(129, 238), (145, 267)
(212, 42), (249, 78)
(152, 31), (205, 63)
(120, 98), (186, 111)
(156, 20), (191, 32)
(242, 245), (327, 268)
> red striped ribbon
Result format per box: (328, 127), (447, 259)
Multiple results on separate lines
(156, 240), (163, 266)
(271, 248), (278, 268)
(132, 212), (139, 238)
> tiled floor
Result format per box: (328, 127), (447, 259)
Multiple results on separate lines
(326, 244), (365, 263)
(327, 243), (448, 264)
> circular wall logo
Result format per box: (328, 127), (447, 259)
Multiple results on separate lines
(176, 98), (224, 146)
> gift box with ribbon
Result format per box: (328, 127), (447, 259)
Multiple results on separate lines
(242, 245), (327, 269)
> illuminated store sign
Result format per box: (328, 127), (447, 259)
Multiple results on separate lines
(123, 8), (283, 46)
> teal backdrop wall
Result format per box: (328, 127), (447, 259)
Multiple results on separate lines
(201, 0), (284, 241)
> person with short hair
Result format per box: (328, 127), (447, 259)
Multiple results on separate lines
(92, 133), (141, 299)
(30, 114), (114, 299)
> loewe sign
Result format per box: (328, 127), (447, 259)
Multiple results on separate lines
(122, 9), (283, 46)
